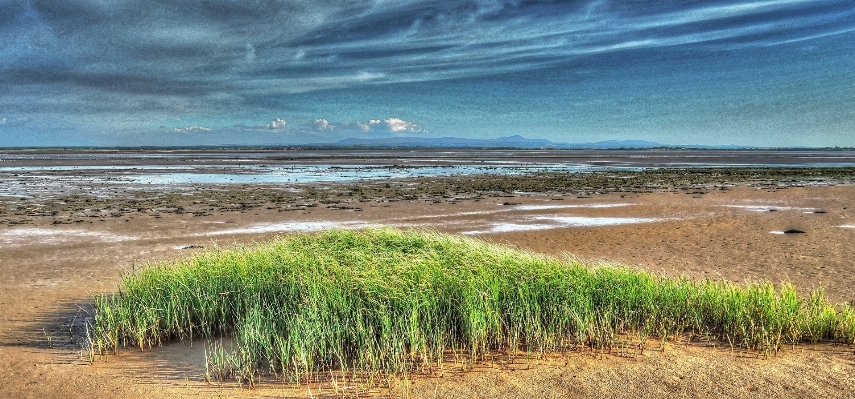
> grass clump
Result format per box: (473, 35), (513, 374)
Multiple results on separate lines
(90, 228), (855, 385)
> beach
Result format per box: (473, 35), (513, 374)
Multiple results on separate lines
(2, 150), (855, 398)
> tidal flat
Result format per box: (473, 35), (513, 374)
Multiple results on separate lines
(2, 149), (855, 398)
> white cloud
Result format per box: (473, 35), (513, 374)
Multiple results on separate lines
(173, 126), (212, 133)
(236, 118), (289, 132)
(349, 119), (382, 132)
(313, 117), (424, 134)
(312, 119), (334, 131)
(0, 118), (6, 125)
(266, 118), (286, 130)
(384, 117), (422, 132)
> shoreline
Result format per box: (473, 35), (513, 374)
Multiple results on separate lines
(3, 148), (855, 167)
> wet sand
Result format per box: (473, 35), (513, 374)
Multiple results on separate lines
(2, 158), (855, 398)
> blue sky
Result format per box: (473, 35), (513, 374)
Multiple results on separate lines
(1, 0), (854, 147)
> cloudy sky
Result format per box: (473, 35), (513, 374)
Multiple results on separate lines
(1, 0), (853, 147)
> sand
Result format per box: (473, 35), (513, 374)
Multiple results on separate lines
(2, 173), (855, 397)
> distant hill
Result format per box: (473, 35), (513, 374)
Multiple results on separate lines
(335, 135), (552, 148)
(333, 135), (670, 149)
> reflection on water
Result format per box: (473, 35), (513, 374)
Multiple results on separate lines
(535, 215), (658, 226)
(512, 203), (632, 210)
(4, 148), (855, 199)
(464, 222), (558, 234)
(0, 164), (591, 198)
(723, 205), (815, 212)
(0, 227), (134, 245)
(204, 221), (373, 235)
(123, 164), (581, 185)
(462, 215), (660, 234)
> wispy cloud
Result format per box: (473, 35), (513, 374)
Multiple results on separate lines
(0, 117), (30, 128)
(3, 0), (850, 98)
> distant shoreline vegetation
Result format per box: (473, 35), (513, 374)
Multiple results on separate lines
(89, 228), (855, 387)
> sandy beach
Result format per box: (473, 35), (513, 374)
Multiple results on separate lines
(2, 151), (855, 398)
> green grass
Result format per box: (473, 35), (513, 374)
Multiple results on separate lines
(90, 228), (855, 385)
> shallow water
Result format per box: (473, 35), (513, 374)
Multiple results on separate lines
(463, 222), (559, 234)
(462, 215), (660, 234)
(122, 164), (583, 185)
(0, 164), (590, 198)
(393, 204), (634, 221)
(534, 215), (659, 226)
(0, 227), (134, 245)
(3, 148), (855, 200)
(512, 203), (632, 210)
(723, 205), (816, 212)
(204, 221), (373, 235)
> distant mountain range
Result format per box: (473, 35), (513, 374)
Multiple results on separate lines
(332, 135), (750, 149)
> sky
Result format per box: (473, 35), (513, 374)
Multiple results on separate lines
(1, 0), (854, 148)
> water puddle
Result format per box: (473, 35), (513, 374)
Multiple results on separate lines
(0, 227), (134, 245)
(392, 203), (634, 222)
(769, 230), (806, 234)
(511, 203), (632, 211)
(393, 210), (502, 220)
(534, 216), (658, 226)
(462, 215), (659, 234)
(204, 221), (373, 235)
(463, 223), (558, 234)
(723, 205), (814, 212)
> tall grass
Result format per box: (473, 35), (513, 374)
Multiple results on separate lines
(90, 228), (855, 385)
